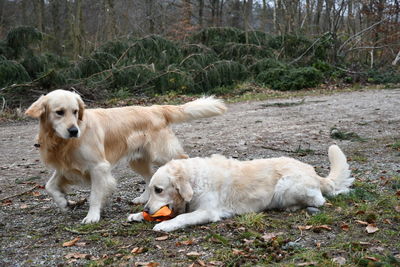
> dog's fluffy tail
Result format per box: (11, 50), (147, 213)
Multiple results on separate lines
(319, 145), (353, 196)
(161, 96), (227, 124)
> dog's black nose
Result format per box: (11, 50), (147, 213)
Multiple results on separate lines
(143, 206), (150, 213)
(68, 126), (79, 137)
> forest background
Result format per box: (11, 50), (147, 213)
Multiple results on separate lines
(0, 0), (399, 107)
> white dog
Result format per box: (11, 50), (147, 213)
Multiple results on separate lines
(25, 89), (226, 223)
(128, 145), (353, 232)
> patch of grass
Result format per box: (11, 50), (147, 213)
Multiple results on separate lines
(294, 145), (315, 156)
(330, 127), (367, 142)
(307, 213), (333, 225)
(391, 140), (400, 151)
(235, 212), (266, 231)
(351, 152), (368, 163)
(104, 237), (122, 248)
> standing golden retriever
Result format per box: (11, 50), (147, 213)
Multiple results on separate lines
(25, 89), (226, 223)
(128, 145), (353, 232)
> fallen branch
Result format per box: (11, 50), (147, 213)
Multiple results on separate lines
(0, 184), (39, 202)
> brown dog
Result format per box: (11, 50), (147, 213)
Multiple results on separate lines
(26, 89), (226, 223)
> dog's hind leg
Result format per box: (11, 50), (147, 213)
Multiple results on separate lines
(130, 158), (154, 204)
(82, 162), (116, 224)
(46, 171), (69, 211)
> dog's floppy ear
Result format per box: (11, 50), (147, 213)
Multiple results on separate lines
(25, 95), (47, 118)
(75, 94), (85, 120)
(170, 164), (193, 202)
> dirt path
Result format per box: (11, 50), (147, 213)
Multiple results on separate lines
(0, 88), (399, 266)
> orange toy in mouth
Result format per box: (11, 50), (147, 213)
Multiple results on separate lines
(142, 206), (173, 222)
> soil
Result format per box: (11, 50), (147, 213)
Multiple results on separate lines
(0, 88), (399, 266)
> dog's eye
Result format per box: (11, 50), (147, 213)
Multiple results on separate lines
(73, 110), (78, 116)
(56, 110), (64, 116)
(154, 187), (163, 194)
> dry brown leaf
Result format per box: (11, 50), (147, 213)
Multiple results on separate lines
(64, 252), (92, 260)
(314, 225), (332, 231)
(359, 241), (372, 245)
(196, 260), (207, 266)
(383, 219), (392, 224)
(131, 247), (144, 254)
(395, 206), (400, 212)
(364, 256), (379, 261)
(298, 225), (313, 231)
(396, 190), (400, 197)
(1, 200), (12, 206)
(155, 235), (169, 241)
(135, 262), (159, 267)
(186, 251), (202, 257)
(332, 256), (346, 265)
(208, 261), (223, 266)
(296, 262), (318, 266)
(155, 245), (162, 249)
(261, 232), (284, 241)
(176, 240), (195, 246)
(340, 224), (350, 231)
(62, 237), (80, 247)
(232, 249), (247, 256)
(32, 191), (41, 197)
(75, 242), (87, 247)
(20, 204), (28, 209)
(366, 224), (379, 234)
(355, 220), (369, 225)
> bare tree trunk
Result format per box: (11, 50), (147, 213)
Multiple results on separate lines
(146, 0), (155, 34)
(261, 0), (268, 31)
(33, 0), (45, 32)
(314, 0), (323, 34)
(198, 0), (204, 28)
(49, 0), (62, 54)
(70, 0), (84, 59)
(104, 0), (119, 41)
(273, 0), (282, 34)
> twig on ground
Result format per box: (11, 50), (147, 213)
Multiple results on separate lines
(0, 184), (40, 202)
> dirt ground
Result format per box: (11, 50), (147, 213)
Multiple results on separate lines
(0, 88), (399, 266)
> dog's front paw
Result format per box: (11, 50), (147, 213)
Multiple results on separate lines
(54, 197), (69, 212)
(128, 212), (144, 222)
(153, 221), (179, 232)
(132, 192), (149, 204)
(81, 213), (100, 224)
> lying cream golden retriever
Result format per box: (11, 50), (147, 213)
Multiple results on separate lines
(25, 89), (226, 223)
(128, 145), (353, 232)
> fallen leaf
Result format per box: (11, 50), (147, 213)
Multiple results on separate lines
(155, 245), (162, 249)
(383, 219), (392, 224)
(396, 190), (400, 197)
(197, 260), (207, 266)
(364, 256), (378, 261)
(1, 200), (12, 206)
(232, 249), (247, 256)
(340, 224), (350, 231)
(131, 247), (144, 254)
(366, 224), (379, 234)
(75, 242), (87, 247)
(395, 206), (400, 212)
(155, 235), (169, 241)
(176, 239), (194, 246)
(186, 251), (202, 257)
(298, 225), (313, 231)
(296, 262), (318, 266)
(359, 241), (371, 245)
(314, 225), (332, 231)
(261, 232), (283, 241)
(20, 204), (29, 209)
(62, 237), (80, 247)
(356, 210), (365, 215)
(32, 191), (41, 197)
(332, 256), (346, 265)
(208, 261), (223, 266)
(135, 262), (159, 267)
(355, 220), (368, 225)
(64, 252), (92, 260)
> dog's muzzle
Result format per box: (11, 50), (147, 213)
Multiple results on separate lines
(67, 126), (79, 138)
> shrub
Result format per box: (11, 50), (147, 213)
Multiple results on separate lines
(249, 58), (286, 75)
(189, 27), (242, 46)
(256, 66), (323, 91)
(0, 58), (31, 87)
(6, 26), (43, 59)
(21, 53), (48, 79)
(366, 68), (400, 84)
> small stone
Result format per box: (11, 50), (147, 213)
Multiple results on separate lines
(306, 207), (321, 215)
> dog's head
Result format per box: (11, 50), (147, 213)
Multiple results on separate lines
(25, 89), (85, 139)
(144, 160), (193, 216)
